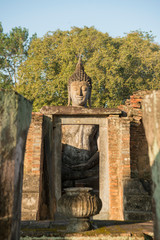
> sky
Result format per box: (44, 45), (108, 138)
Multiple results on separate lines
(1, 0), (160, 44)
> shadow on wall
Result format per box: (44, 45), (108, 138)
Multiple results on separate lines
(61, 144), (99, 194)
(37, 116), (55, 221)
(123, 177), (152, 221)
(151, 151), (160, 238)
(124, 120), (152, 221)
(130, 120), (151, 182)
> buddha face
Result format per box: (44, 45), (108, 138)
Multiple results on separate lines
(70, 81), (90, 107)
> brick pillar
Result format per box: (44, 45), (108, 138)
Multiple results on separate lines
(121, 118), (131, 179)
(108, 115), (130, 220)
(21, 113), (43, 220)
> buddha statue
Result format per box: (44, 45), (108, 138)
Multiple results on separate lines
(68, 56), (92, 108)
(61, 57), (99, 192)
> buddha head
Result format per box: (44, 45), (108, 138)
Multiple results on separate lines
(68, 57), (92, 107)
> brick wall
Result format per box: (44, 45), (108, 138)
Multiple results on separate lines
(108, 115), (130, 220)
(22, 113), (43, 220)
(22, 113), (55, 220)
(130, 123), (151, 179)
(118, 90), (152, 181)
(118, 91), (152, 221)
(22, 91), (152, 221)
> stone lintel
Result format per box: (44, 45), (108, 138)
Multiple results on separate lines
(40, 106), (122, 116)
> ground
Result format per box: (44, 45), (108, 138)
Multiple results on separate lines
(20, 220), (153, 240)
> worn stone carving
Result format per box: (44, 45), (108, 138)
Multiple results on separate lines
(0, 90), (32, 240)
(62, 58), (99, 192)
(68, 56), (92, 107)
(58, 187), (102, 232)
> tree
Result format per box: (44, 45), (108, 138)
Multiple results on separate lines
(112, 32), (160, 104)
(15, 27), (160, 111)
(0, 22), (36, 89)
(16, 27), (112, 110)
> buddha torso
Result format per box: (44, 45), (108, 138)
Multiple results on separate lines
(62, 124), (99, 166)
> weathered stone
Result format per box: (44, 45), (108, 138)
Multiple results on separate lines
(68, 56), (92, 107)
(40, 105), (121, 116)
(119, 91), (152, 181)
(123, 179), (152, 221)
(61, 124), (99, 192)
(23, 59), (153, 224)
(58, 187), (102, 232)
(142, 90), (160, 240)
(21, 114), (55, 221)
(74, 175), (99, 192)
(124, 195), (152, 212)
(124, 211), (153, 221)
(53, 59), (102, 219)
(0, 90), (32, 240)
(62, 125), (98, 165)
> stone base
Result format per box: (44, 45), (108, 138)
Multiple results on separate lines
(67, 218), (91, 233)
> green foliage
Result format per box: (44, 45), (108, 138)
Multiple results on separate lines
(0, 22), (36, 89)
(15, 27), (160, 111)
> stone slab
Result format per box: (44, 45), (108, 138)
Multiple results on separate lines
(0, 90), (32, 240)
(20, 220), (153, 239)
(142, 90), (160, 239)
(40, 106), (122, 116)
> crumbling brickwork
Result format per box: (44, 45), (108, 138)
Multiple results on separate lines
(22, 92), (153, 221)
(108, 116), (130, 220)
(119, 91), (152, 221)
(119, 90), (152, 182)
(22, 113), (43, 220)
(22, 113), (55, 220)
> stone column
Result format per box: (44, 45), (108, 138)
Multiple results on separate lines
(52, 116), (62, 219)
(142, 90), (160, 240)
(98, 119), (109, 219)
(0, 90), (32, 240)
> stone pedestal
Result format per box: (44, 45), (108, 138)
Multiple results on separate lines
(142, 90), (160, 240)
(58, 187), (102, 232)
(0, 90), (32, 240)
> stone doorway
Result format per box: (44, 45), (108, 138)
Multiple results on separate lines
(53, 115), (109, 220)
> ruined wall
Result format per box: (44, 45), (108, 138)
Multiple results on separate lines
(119, 91), (152, 182)
(108, 115), (130, 220)
(119, 91), (152, 221)
(142, 91), (160, 240)
(130, 123), (151, 180)
(22, 113), (54, 220)
(22, 93), (153, 221)
(0, 90), (32, 240)
(22, 113), (43, 220)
